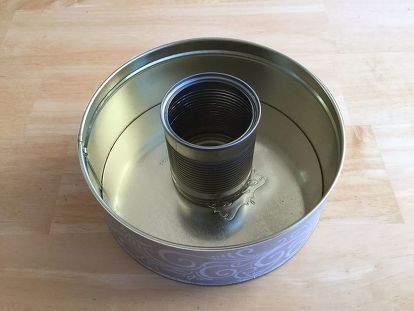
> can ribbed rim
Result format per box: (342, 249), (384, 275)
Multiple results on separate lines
(161, 72), (261, 151)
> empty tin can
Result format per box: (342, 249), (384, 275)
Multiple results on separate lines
(161, 72), (261, 205)
(78, 38), (345, 285)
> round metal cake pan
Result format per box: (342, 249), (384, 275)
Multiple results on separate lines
(78, 38), (345, 285)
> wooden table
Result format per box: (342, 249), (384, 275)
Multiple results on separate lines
(1, 1), (413, 310)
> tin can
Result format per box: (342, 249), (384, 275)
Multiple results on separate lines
(161, 72), (261, 205)
(78, 38), (345, 285)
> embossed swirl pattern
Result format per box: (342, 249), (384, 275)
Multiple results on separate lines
(108, 209), (320, 285)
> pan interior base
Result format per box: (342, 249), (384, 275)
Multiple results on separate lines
(102, 103), (323, 248)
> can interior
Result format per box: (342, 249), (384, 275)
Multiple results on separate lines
(80, 40), (344, 248)
(167, 78), (254, 147)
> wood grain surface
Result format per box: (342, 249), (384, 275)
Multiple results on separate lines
(1, 0), (413, 310)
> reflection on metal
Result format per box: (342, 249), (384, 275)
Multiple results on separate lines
(209, 169), (268, 221)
